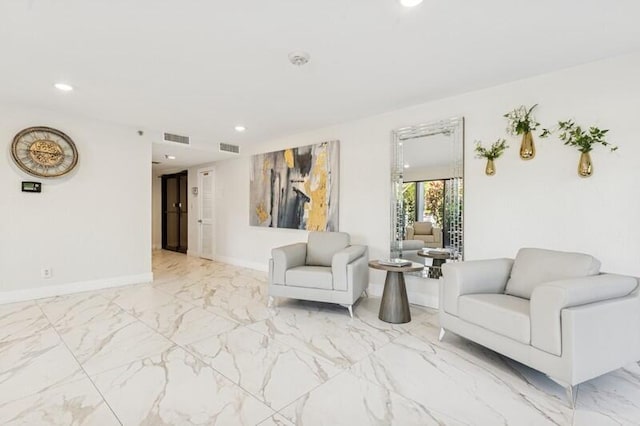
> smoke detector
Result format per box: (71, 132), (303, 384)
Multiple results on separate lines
(288, 51), (310, 66)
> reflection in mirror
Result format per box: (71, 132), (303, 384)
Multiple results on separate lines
(390, 117), (464, 278)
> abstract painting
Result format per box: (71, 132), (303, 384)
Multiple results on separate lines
(250, 140), (339, 231)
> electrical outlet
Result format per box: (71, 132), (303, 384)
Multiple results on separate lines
(41, 267), (52, 279)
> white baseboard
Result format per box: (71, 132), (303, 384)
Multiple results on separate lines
(213, 255), (268, 272)
(0, 272), (154, 305)
(367, 282), (439, 309)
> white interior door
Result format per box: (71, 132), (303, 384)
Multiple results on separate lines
(198, 169), (214, 260)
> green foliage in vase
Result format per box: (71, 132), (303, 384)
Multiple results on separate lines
(474, 139), (509, 160)
(540, 120), (617, 153)
(504, 104), (540, 135)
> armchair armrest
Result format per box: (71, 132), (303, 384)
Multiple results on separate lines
(561, 292), (640, 385)
(406, 227), (415, 240)
(433, 227), (443, 243)
(332, 245), (367, 291)
(531, 274), (639, 356)
(440, 258), (514, 316)
(270, 243), (307, 285)
(332, 245), (366, 268)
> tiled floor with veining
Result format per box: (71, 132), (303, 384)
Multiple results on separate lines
(1, 250), (639, 425)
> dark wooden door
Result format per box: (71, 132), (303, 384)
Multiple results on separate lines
(162, 171), (188, 253)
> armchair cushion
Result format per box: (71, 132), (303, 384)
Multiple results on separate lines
(306, 231), (350, 267)
(458, 294), (531, 344)
(530, 274), (638, 356)
(505, 248), (601, 299)
(286, 266), (334, 290)
(413, 221), (433, 235)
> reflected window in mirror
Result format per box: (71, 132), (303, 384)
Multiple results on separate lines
(403, 178), (461, 248)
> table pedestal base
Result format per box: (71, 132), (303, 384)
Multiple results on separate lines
(428, 258), (446, 279)
(378, 271), (411, 324)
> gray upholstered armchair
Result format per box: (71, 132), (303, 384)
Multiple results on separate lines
(440, 248), (640, 406)
(268, 232), (369, 317)
(406, 221), (443, 248)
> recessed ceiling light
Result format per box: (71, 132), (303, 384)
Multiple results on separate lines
(404, 164), (410, 168)
(234, 125), (246, 132)
(165, 155), (176, 160)
(54, 82), (74, 91)
(288, 51), (310, 66)
(399, 0), (423, 7)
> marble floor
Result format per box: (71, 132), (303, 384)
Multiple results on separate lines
(1, 250), (639, 425)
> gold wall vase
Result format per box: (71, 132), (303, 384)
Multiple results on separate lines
(519, 131), (535, 160)
(578, 152), (593, 178)
(485, 159), (496, 176)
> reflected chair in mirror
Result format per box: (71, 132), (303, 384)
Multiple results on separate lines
(268, 231), (369, 317)
(406, 221), (443, 248)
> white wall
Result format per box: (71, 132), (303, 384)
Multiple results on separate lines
(0, 104), (152, 302)
(205, 53), (640, 306)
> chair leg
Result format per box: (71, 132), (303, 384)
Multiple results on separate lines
(549, 376), (578, 409)
(340, 304), (354, 318)
(438, 328), (446, 342)
(565, 384), (578, 409)
(267, 296), (275, 308)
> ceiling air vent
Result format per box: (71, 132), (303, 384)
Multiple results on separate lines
(163, 132), (190, 145)
(220, 143), (240, 154)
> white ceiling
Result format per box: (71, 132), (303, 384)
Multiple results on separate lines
(2, 0), (639, 170)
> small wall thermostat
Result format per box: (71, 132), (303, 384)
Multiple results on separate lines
(22, 181), (42, 193)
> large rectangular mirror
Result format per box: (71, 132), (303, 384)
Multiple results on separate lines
(390, 117), (464, 278)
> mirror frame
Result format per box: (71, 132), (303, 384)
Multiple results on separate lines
(390, 117), (465, 264)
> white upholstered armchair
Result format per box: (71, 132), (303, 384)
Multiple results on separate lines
(268, 232), (369, 317)
(406, 221), (443, 248)
(440, 248), (640, 406)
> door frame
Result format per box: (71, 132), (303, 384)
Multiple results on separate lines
(161, 170), (188, 253)
(197, 167), (215, 260)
